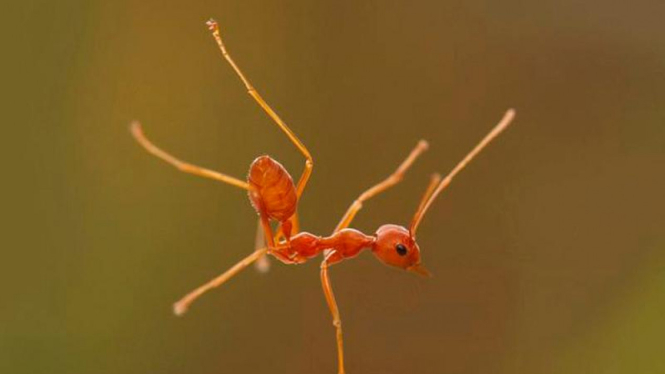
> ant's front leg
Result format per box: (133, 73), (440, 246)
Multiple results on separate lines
(320, 254), (345, 374)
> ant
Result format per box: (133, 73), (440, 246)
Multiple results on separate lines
(131, 18), (515, 374)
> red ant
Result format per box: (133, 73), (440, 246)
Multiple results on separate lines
(131, 19), (515, 374)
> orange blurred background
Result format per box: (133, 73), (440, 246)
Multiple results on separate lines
(3, 1), (664, 373)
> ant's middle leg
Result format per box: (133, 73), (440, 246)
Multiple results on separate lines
(207, 19), (314, 198)
(334, 140), (429, 232)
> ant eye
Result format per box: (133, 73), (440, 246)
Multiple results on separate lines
(395, 243), (408, 256)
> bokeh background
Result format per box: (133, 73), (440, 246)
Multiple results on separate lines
(3, 1), (664, 373)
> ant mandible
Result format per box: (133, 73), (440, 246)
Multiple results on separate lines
(130, 18), (516, 374)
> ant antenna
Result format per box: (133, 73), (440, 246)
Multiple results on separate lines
(409, 109), (516, 237)
(410, 173), (442, 236)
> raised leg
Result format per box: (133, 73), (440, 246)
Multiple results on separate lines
(321, 258), (345, 374)
(409, 173), (442, 231)
(173, 247), (268, 316)
(206, 19), (314, 198)
(335, 140), (429, 232)
(409, 109), (516, 236)
(130, 122), (250, 190)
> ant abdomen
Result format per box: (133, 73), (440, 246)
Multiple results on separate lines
(247, 155), (298, 221)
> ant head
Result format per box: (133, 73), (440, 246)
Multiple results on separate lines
(371, 224), (430, 277)
(370, 172), (444, 277)
(371, 109), (516, 279)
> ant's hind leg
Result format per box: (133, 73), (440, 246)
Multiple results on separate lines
(206, 19), (314, 198)
(130, 122), (250, 190)
(173, 247), (268, 316)
(334, 140), (429, 232)
(255, 214), (300, 273)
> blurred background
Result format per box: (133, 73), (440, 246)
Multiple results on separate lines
(3, 0), (664, 373)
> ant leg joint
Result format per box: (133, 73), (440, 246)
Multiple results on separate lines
(177, 164), (197, 173)
(206, 18), (218, 31)
(390, 174), (403, 184)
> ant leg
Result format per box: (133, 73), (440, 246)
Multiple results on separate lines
(259, 212), (277, 248)
(275, 213), (300, 243)
(207, 20), (314, 198)
(291, 214), (300, 234)
(130, 122), (250, 190)
(409, 109), (516, 235)
(254, 218), (271, 273)
(320, 258), (346, 374)
(334, 140), (429, 232)
(256, 213), (299, 273)
(173, 247), (268, 316)
(413, 173), (443, 222)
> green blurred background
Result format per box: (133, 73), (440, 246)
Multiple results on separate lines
(3, 0), (664, 373)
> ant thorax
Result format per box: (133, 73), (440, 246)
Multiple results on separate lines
(271, 229), (375, 265)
